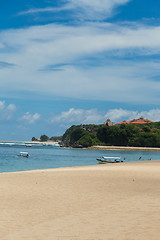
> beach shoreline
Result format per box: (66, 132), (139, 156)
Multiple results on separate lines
(1, 140), (160, 152)
(89, 145), (160, 151)
(0, 160), (160, 240)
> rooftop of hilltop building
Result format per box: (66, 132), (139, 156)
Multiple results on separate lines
(117, 117), (153, 125)
(104, 118), (115, 126)
(104, 117), (153, 126)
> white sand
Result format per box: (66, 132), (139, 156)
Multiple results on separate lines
(0, 161), (160, 240)
(90, 145), (160, 151)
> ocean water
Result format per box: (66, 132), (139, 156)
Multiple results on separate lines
(0, 142), (160, 173)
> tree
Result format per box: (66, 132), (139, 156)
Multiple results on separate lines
(97, 126), (109, 144)
(40, 135), (49, 142)
(142, 126), (150, 132)
(70, 127), (84, 144)
(32, 137), (37, 141)
(78, 133), (93, 147)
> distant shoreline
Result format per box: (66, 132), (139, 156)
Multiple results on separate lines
(0, 140), (59, 144)
(0, 141), (160, 151)
(89, 145), (160, 152)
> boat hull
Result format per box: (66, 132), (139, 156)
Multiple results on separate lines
(96, 158), (122, 164)
(17, 152), (29, 157)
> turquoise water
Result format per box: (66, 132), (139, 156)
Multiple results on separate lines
(0, 142), (160, 173)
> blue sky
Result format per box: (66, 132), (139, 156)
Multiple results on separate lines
(1, 0), (160, 140)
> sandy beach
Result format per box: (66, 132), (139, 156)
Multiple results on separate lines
(0, 161), (160, 240)
(90, 145), (160, 151)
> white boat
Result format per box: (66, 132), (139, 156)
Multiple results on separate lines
(97, 156), (122, 163)
(25, 144), (32, 147)
(17, 152), (29, 157)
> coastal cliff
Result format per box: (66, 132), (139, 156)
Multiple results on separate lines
(61, 122), (160, 148)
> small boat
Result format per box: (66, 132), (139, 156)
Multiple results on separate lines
(25, 144), (32, 147)
(17, 152), (29, 157)
(97, 156), (123, 164)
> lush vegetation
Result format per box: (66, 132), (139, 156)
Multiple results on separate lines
(61, 123), (160, 148)
(32, 135), (62, 142)
(49, 136), (62, 142)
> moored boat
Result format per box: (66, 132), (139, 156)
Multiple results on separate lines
(25, 144), (32, 147)
(97, 156), (123, 163)
(17, 152), (29, 157)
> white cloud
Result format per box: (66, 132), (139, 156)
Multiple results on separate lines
(19, 0), (130, 20)
(0, 101), (5, 110)
(49, 108), (104, 124)
(0, 101), (17, 120)
(20, 112), (41, 124)
(69, 0), (130, 20)
(49, 107), (160, 127)
(1, 22), (160, 104)
(140, 109), (160, 122)
(105, 108), (160, 122)
(105, 109), (139, 122)
(18, 6), (70, 16)
(6, 104), (17, 112)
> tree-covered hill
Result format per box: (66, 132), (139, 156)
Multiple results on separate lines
(61, 122), (160, 148)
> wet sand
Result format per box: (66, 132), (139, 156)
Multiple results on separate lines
(90, 145), (160, 151)
(0, 161), (160, 240)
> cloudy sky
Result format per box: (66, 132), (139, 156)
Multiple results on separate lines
(1, 0), (160, 140)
